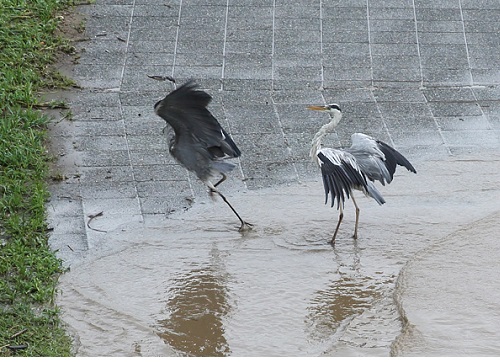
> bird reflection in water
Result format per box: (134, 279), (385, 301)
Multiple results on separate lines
(305, 274), (382, 342)
(157, 266), (232, 356)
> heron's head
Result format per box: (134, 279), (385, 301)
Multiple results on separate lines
(307, 103), (342, 115)
(307, 104), (342, 127)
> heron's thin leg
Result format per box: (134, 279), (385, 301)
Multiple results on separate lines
(206, 182), (252, 232)
(209, 174), (227, 199)
(351, 194), (360, 239)
(214, 174), (227, 188)
(331, 203), (344, 245)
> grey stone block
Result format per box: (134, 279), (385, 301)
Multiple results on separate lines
(370, 43), (419, 56)
(128, 40), (176, 53)
(323, 7), (367, 20)
(369, 19), (415, 32)
(417, 20), (464, 33)
(370, 31), (417, 44)
(73, 135), (129, 152)
(418, 32), (466, 45)
(371, 55), (421, 69)
(271, 90), (324, 105)
(415, 8), (462, 21)
(274, 5), (320, 19)
(464, 21), (500, 33)
(133, 164), (189, 182)
(78, 166), (135, 183)
(473, 86), (500, 101)
(129, 149), (176, 166)
(323, 19), (369, 32)
(322, 88), (375, 102)
(436, 116), (492, 131)
(423, 87), (475, 102)
(136, 180), (192, 198)
(368, 0), (413, 7)
(79, 150), (132, 167)
(48, 216), (87, 235)
(422, 68), (472, 86)
(139, 195), (192, 215)
(428, 102), (483, 117)
(461, 0), (500, 9)
(373, 88), (426, 103)
(226, 29), (271, 43)
(325, 67), (372, 82)
(223, 64), (272, 80)
(373, 68), (422, 83)
(78, 181), (139, 199)
(274, 17), (319, 30)
(369, 7), (415, 20)
(82, 16), (130, 38)
(222, 79), (272, 90)
(377, 102), (433, 118)
(472, 70), (500, 85)
(133, 4), (180, 17)
(384, 116), (437, 133)
(442, 129), (500, 147)
(72, 64), (124, 89)
(324, 0), (366, 6)
(274, 39), (322, 56)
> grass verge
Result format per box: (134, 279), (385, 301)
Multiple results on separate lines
(0, 0), (79, 356)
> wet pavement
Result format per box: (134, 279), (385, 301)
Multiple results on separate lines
(46, 0), (500, 357)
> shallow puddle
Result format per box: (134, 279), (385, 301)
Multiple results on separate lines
(56, 155), (500, 356)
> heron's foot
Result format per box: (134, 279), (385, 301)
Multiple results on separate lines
(238, 221), (253, 233)
(352, 232), (358, 240)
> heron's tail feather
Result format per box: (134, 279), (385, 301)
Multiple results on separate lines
(365, 181), (385, 205)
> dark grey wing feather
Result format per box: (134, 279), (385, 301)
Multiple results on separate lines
(317, 150), (370, 209)
(154, 80), (241, 159)
(376, 140), (416, 176)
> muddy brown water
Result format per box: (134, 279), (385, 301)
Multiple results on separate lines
(56, 155), (500, 356)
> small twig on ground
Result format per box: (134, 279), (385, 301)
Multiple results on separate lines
(10, 329), (27, 339)
(86, 211), (106, 233)
(53, 112), (71, 124)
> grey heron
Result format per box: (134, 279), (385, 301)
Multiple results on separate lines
(308, 103), (416, 245)
(154, 80), (252, 232)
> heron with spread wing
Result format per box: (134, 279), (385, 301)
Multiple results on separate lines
(308, 103), (416, 245)
(154, 80), (252, 232)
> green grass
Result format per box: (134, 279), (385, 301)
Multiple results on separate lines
(0, 0), (78, 356)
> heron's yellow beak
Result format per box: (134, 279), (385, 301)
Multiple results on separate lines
(307, 105), (329, 111)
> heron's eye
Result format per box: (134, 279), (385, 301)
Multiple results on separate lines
(329, 104), (341, 112)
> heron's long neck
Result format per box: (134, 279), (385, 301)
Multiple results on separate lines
(310, 113), (341, 164)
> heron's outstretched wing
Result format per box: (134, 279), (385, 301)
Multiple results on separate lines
(317, 148), (385, 209)
(154, 80), (241, 158)
(347, 133), (416, 185)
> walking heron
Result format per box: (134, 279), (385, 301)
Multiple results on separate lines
(154, 80), (252, 232)
(308, 103), (416, 245)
